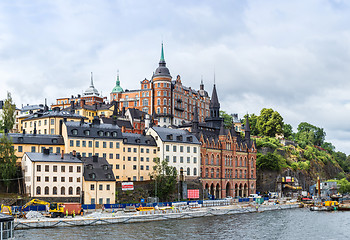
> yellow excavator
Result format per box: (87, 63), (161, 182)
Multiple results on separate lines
(0, 204), (12, 215)
(22, 199), (65, 218)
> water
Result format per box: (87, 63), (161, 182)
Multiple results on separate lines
(15, 208), (350, 240)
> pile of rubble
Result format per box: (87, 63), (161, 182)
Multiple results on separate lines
(26, 211), (44, 219)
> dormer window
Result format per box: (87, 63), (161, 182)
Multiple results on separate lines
(72, 129), (78, 135)
(187, 136), (193, 142)
(103, 165), (108, 170)
(123, 138), (127, 143)
(106, 173), (112, 179)
(136, 139), (140, 143)
(112, 132), (118, 137)
(105, 132), (110, 137)
(176, 135), (183, 141)
(166, 134), (173, 140)
(52, 139), (58, 144)
(18, 137), (24, 143)
(84, 130), (90, 136)
(98, 131), (104, 136)
(91, 173), (96, 179)
(87, 164), (93, 170)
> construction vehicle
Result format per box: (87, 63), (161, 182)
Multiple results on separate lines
(22, 199), (65, 218)
(0, 204), (12, 215)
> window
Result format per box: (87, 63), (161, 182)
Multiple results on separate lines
(69, 166), (73, 172)
(37, 176), (41, 182)
(77, 166), (81, 173)
(166, 145), (170, 151)
(90, 184), (95, 190)
(72, 129), (78, 135)
(36, 186), (41, 195)
(61, 187), (65, 195)
(103, 153), (106, 158)
(116, 164), (119, 169)
(99, 198), (103, 205)
(76, 140), (80, 147)
(18, 146), (23, 152)
(193, 157), (197, 164)
(69, 177), (73, 182)
(109, 142), (113, 148)
(51, 119), (54, 125)
(99, 184), (103, 190)
(193, 147), (197, 153)
(146, 157), (149, 162)
(91, 198), (95, 204)
(76, 187), (81, 195)
(116, 154), (120, 159)
(95, 141), (99, 148)
(146, 166), (149, 170)
(146, 149), (149, 153)
(141, 157), (144, 162)
(109, 153), (113, 159)
(128, 157), (131, 161)
(45, 176), (49, 182)
(187, 157), (190, 163)
(116, 142), (120, 148)
(187, 147), (190, 153)
(37, 165), (41, 172)
(89, 141), (92, 147)
(45, 165), (49, 172)
(31, 146), (36, 152)
(133, 165), (137, 170)
(106, 184), (110, 190)
(187, 167), (190, 176)
(173, 156), (176, 163)
(173, 146), (177, 152)
(193, 168), (197, 176)
(180, 156), (184, 163)
(77, 177), (81, 183)
(56, 147), (61, 153)
(53, 187), (57, 195)
(180, 146), (183, 152)
(69, 187), (73, 195)
(128, 148), (131, 152)
(53, 176), (57, 182)
(103, 142), (107, 148)
(133, 157), (137, 161)
(61, 177), (65, 182)
(70, 140), (74, 147)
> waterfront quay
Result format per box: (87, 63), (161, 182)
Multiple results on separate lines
(14, 202), (300, 230)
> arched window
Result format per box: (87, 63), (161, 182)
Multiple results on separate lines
(36, 186), (41, 195)
(239, 170), (242, 178)
(240, 157), (242, 167)
(193, 168), (197, 176)
(157, 107), (160, 114)
(163, 107), (167, 114)
(244, 170), (247, 178)
(205, 155), (209, 165)
(235, 157), (238, 167)
(211, 168), (214, 178)
(216, 169), (220, 178)
(157, 99), (160, 106)
(187, 167), (190, 176)
(251, 170), (254, 178)
(205, 168), (209, 177)
(164, 99), (167, 105)
(211, 155), (214, 165)
(45, 186), (49, 195)
(61, 187), (65, 195)
(235, 170), (238, 178)
(69, 187), (73, 195)
(217, 155), (220, 165)
(53, 187), (57, 195)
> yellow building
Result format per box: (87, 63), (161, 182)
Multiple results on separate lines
(21, 109), (85, 135)
(1, 133), (65, 164)
(82, 155), (116, 205)
(64, 100), (115, 123)
(61, 117), (157, 182)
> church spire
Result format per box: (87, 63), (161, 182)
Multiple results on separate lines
(90, 72), (94, 87)
(160, 42), (165, 63)
(209, 84), (220, 112)
(244, 114), (251, 140)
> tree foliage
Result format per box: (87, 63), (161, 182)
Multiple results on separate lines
(150, 158), (177, 202)
(0, 135), (17, 192)
(220, 111), (233, 128)
(283, 124), (293, 140)
(256, 152), (282, 172)
(256, 108), (284, 137)
(296, 122), (325, 146)
(1, 92), (16, 131)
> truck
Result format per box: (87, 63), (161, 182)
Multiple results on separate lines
(22, 199), (81, 218)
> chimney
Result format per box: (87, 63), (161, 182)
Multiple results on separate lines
(121, 125), (126, 133)
(80, 118), (84, 125)
(80, 99), (85, 108)
(93, 155), (98, 162)
(72, 150), (76, 157)
(70, 101), (75, 113)
(61, 150), (64, 159)
(77, 154), (81, 160)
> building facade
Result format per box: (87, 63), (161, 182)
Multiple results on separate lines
(179, 84), (257, 199)
(21, 151), (83, 202)
(146, 126), (201, 178)
(82, 155), (116, 205)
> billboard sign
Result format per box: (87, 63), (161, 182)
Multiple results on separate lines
(187, 189), (200, 199)
(122, 182), (134, 191)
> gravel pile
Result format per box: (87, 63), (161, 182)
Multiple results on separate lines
(26, 211), (44, 219)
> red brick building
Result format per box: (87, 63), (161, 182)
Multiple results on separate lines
(110, 44), (211, 127)
(179, 85), (257, 198)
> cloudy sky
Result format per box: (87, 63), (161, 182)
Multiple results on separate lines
(1, 0), (350, 154)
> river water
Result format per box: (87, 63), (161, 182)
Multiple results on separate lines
(15, 208), (350, 240)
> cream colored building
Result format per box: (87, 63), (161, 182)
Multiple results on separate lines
(21, 109), (84, 135)
(61, 118), (157, 182)
(21, 150), (83, 201)
(147, 127), (201, 178)
(82, 156), (116, 205)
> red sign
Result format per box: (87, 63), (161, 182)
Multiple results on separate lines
(187, 189), (200, 199)
(122, 182), (134, 191)
(286, 177), (291, 182)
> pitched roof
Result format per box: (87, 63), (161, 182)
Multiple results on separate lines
(23, 110), (84, 121)
(209, 84), (220, 109)
(151, 126), (200, 144)
(64, 121), (123, 139)
(83, 156), (116, 182)
(25, 152), (82, 163)
(0, 133), (64, 145)
(121, 133), (157, 146)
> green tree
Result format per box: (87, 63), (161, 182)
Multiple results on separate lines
(283, 123), (293, 140)
(256, 108), (284, 137)
(256, 152), (281, 171)
(220, 111), (233, 128)
(150, 158), (177, 202)
(1, 92), (16, 131)
(0, 135), (17, 192)
(296, 122), (326, 146)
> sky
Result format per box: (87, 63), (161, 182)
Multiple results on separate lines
(1, 0), (350, 154)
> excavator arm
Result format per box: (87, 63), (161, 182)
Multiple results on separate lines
(22, 199), (50, 210)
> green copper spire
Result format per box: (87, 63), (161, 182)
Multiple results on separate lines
(160, 42), (165, 62)
(111, 70), (124, 93)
